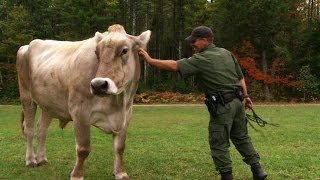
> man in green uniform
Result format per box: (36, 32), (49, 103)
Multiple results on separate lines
(138, 26), (267, 180)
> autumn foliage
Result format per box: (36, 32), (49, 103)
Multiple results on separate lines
(233, 41), (299, 87)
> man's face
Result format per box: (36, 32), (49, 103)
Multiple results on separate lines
(190, 38), (209, 53)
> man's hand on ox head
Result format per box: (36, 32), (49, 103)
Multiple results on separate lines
(138, 48), (145, 55)
(138, 48), (152, 63)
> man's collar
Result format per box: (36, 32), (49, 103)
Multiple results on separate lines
(200, 43), (215, 52)
(208, 43), (216, 49)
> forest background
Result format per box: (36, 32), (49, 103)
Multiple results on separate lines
(0, 0), (319, 104)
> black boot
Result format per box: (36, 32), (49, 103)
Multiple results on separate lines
(220, 171), (233, 180)
(251, 162), (267, 180)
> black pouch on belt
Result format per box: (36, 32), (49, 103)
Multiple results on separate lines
(204, 95), (219, 116)
(235, 88), (244, 101)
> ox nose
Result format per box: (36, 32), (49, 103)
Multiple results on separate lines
(90, 79), (109, 95)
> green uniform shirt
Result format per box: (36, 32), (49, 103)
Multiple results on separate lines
(177, 44), (244, 95)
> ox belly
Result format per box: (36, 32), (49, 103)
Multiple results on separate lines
(29, 71), (71, 120)
(31, 90), (71, 121)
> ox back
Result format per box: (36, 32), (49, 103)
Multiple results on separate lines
(16, 24), (151, 180)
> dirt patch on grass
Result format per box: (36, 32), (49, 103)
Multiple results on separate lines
(134, 91), (204, 104)
(134, 92), (320, 106)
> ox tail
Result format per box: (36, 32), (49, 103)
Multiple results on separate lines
(20, 110), (27, 138)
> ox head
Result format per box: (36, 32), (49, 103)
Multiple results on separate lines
(90, 25), (151, 96)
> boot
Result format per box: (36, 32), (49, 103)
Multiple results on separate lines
(220, 171), (233, 180)
(251, 162), (267, 180)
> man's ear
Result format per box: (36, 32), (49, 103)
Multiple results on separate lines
(199, 38), (210, 45)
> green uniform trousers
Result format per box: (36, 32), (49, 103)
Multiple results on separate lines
(208, 98), (260, 173)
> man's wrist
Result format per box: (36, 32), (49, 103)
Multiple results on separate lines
(243, 95), (249, 98)
(146, 58), (153, 63)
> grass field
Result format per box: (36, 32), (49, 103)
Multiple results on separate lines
(0, 104), (319, 180)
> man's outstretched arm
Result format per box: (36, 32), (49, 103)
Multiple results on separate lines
(138, 48), (179, 72)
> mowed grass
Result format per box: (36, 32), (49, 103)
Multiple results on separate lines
(0, 104), (319, 180)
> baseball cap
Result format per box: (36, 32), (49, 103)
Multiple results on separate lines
(185, 26), (213, 43)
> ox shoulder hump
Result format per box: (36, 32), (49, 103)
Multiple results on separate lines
(29, 39), (45, 47)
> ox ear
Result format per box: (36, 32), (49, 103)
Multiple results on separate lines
(95, 32), (104, 43)
(138, 30), (151, 48)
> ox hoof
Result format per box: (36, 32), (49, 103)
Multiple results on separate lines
(26, 161), (37, 168)
(115, 172), (129, 180)
(37, 159), (48, 166)
(70, 176), (84, 180)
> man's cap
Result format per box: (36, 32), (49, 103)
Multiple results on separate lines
(185, 26), (213, 43)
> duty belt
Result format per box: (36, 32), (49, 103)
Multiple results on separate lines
(205, 91), (242, 105)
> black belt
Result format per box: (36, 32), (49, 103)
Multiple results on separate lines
(204, 90), (242, 117)
(205, 91), (243, 105)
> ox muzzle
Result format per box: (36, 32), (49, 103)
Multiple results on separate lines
(90, 78), (119, 96)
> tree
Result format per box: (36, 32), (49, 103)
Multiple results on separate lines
(211, 0), (303, 101)
(0, 4), (33, 63)
(297, 65), (319, 101)
(50, 0), (114, 40)
(290, 1), (320, 96)
(0, 0), (319, 103)
(234, 41), (299, 100)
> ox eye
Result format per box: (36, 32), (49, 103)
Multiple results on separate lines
(119, 47), (129, 56)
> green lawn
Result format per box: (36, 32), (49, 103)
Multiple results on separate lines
(0, 105), (319, 180)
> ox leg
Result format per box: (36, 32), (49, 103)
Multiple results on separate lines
(22, 101), (38, 167)
(113, 130), (129, 180)
(36, 112), (52, 166)
(70, 120), (91, 180)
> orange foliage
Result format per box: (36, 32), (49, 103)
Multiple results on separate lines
(233, 40), (298, 87)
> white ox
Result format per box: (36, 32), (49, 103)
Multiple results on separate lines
(16, 24), (151, 180)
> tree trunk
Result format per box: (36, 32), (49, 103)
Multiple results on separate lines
(129, 0), (136, 35)
(144, 12), (149, 85)
(155, 0), (163, 82)
(0, 70), (3, 90)
(177, 0), (184, 60)
(262, 49), (271, 101)
(317, 0), (320, 18)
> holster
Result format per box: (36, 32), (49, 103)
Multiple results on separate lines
(204, 96), (219, 116)
(235, 88), (244, 101)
